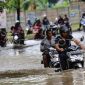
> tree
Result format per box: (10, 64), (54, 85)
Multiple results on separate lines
(1, 0), (48, 21)
(48, 0), (59, 4)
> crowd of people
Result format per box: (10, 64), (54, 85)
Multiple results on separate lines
(26, 14), (71, 39)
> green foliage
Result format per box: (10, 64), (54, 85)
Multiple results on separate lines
(1, 0), (48, 11)
(6, 0), (22, 10)
(21, 0), (30, 10)
(0, 1), (7, 8)
(53, 0), (70, 8)
(35, 0), (48, 10)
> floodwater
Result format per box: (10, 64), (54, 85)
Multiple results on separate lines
(0, 31), (85, 85)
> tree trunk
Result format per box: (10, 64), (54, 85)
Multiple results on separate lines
(17, 0), (20, 21)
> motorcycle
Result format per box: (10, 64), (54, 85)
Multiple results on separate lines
(0, 29), (7, 47)
(13, 33), (19, 44)
(48, 47), (61, 71)
(80, 18), (85, 32)
(41, 47), (61, 70)
(41, 40), (85, 71)
(13, 31), (24, 46)
(66, 45), (84, 69)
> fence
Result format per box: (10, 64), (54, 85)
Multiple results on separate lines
(6, 1), (85, 31)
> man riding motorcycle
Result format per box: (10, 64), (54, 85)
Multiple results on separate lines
(40, 29), (55, 67)
(55, 25), (85, 70)
(79, 12), (85, 31)
(42, 14), (50, 31)
(63, 14), (72, 33)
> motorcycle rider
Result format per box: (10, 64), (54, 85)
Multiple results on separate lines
(33, 18), (42, 33)
(40, 29), (55, 67)
(13, 20), (25, 45)
(79, 12), (85, 31)
(55, 25), (85, 70)
(58, 15), (64, 26)
(26, 18), (32, 35)
(54, 17), (58, 25)
(54, 17), (60, 34)
(63, 14), (72, 33)
(42, 14), (50, 31)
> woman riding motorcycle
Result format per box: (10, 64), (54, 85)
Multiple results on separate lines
(33, 18), (42, 33)
(55, 25), (85, 70)
(12, 20), (25, 45)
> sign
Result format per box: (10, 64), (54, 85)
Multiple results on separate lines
(0, 9), (6, 29)
(28, 12), (36, 24)
(70, 9), (79, 17)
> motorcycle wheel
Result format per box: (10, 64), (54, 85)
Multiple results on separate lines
(0, 42), (6, 47)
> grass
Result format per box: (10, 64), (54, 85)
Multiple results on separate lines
(71, 23), (79, 31)
(25, 33), (35, 40)
(7, 32), (35, 42)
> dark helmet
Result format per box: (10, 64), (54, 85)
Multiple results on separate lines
(59, 25), (70, 35)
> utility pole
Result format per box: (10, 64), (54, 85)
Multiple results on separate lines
(17, 0), (20, 21)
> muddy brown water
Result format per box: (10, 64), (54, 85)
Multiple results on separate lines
(0, 31), (85, 85)
(0, 69), (85, 85)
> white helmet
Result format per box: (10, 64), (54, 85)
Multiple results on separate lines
(55, 17), (58, 21)
(15, 20), (19, 23)
(43, 14), (47, 17)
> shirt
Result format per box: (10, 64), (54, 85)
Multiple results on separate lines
(55, 35), (73, 48)
(40, 36), (55, 52)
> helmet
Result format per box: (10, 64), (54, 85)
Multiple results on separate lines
(43, 14), (47, 17)
(59, 25), (70, 35)
(55, 17), (58, 21)
(35, 17), (40, 21)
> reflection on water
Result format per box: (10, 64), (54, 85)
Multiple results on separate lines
(0, 44), (43, 71)
(0, 69), (85, 85)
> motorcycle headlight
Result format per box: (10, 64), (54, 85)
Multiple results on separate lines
(14, 35), (18, 40)
(26, 27), (29, 31)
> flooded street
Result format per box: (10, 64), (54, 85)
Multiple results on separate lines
(0, 69), (85, 85)
(0, 31), (85, 85)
